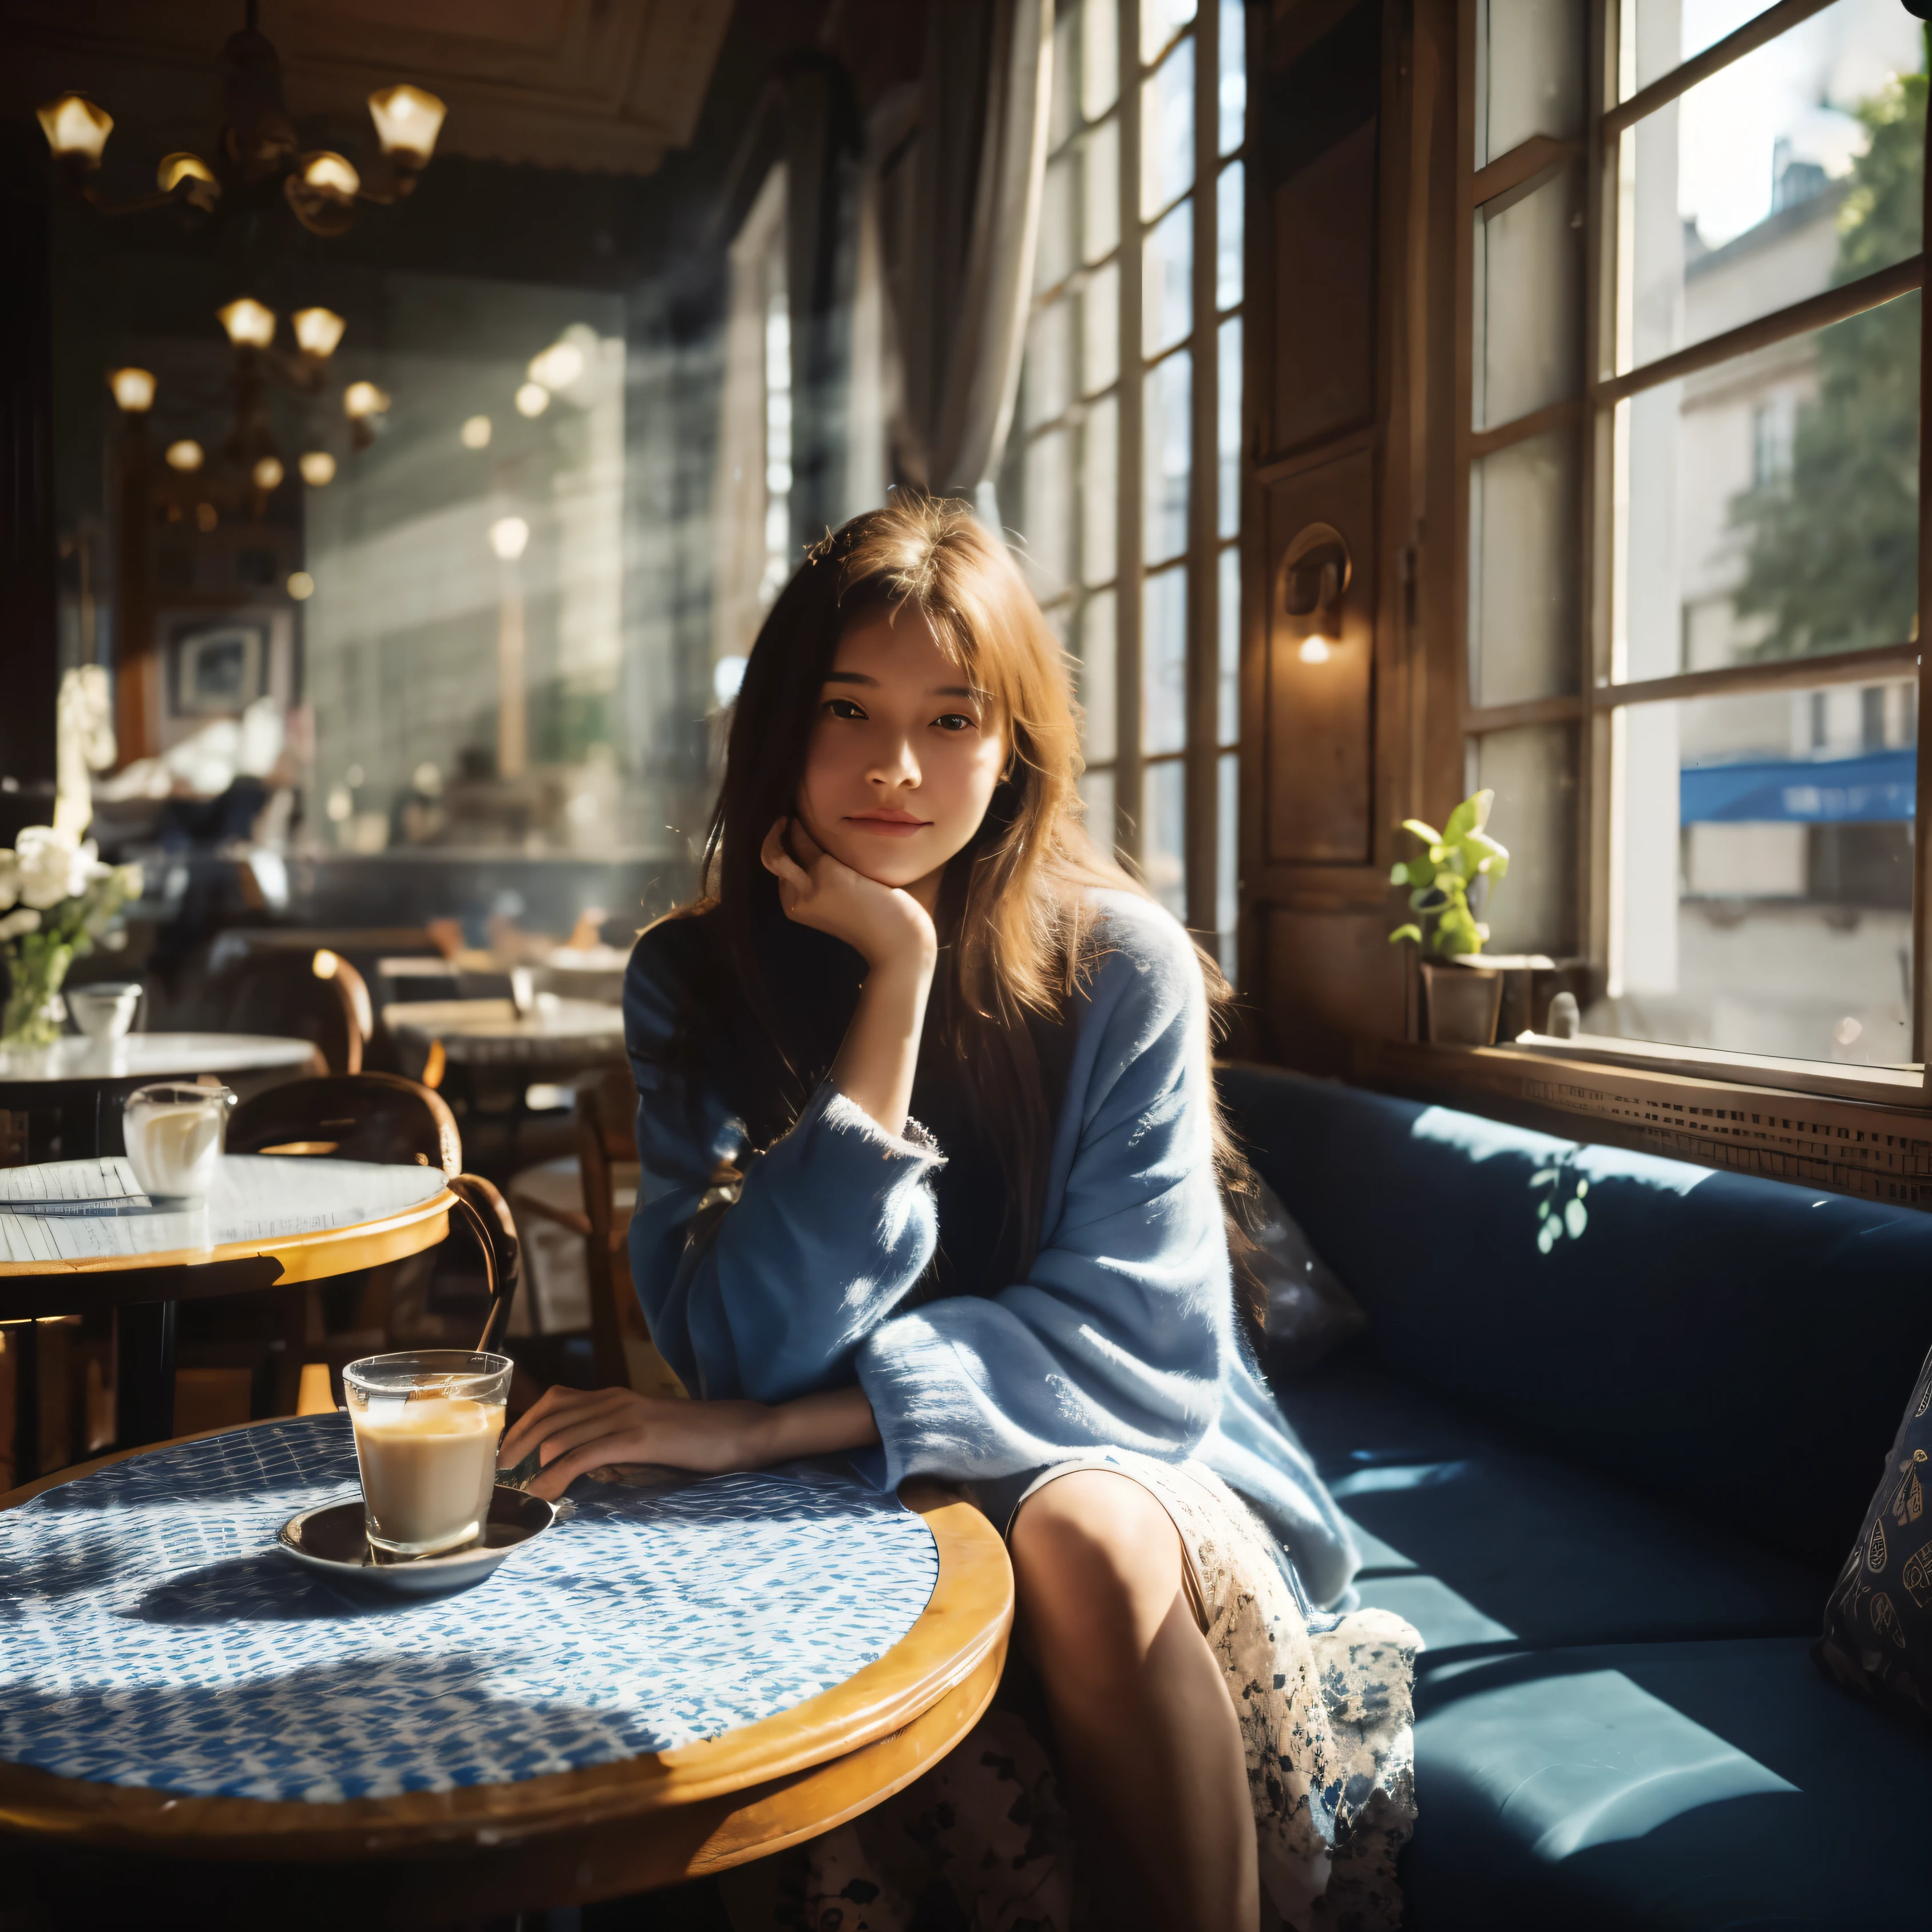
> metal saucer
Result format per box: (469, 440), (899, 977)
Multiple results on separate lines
(277, 1485), (557, 1597)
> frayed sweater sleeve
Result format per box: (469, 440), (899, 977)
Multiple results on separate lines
(624, 929), (943, 1404)
(853, 901), (1229, 1487)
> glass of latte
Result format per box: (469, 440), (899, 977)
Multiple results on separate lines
(342, 1351), (514, 1558)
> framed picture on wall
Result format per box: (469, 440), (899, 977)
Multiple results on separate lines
(164, 613), (270, 716)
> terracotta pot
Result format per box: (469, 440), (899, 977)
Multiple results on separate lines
(1421, 960), (1503, 1046)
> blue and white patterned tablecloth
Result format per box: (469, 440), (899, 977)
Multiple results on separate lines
(0, 1415), (939, 1803)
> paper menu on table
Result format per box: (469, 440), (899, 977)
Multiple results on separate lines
(0, 1158), (149, 1208)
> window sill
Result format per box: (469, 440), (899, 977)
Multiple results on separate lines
(1361, 1038), (1932, 1209)
(1505, 1031), (1925, 1106)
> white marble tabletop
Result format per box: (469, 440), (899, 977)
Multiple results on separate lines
(0, 1154), (449, 1271)
(0, 1034), (323, 1086)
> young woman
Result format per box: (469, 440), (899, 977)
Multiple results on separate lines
(498, 499), (1415, 1931)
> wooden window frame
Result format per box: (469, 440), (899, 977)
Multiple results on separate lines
(1452, 0), (1932, 1106)
(1018, 0), (1244, 959)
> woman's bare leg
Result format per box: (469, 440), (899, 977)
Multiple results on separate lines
(1008, 1469), (1258, 1932)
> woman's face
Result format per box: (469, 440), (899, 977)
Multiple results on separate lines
(795, 607), (1008, 897)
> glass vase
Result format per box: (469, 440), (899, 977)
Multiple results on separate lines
(1, 937), (74, 1050)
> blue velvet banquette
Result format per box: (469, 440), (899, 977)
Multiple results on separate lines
(1220, 1064), (1932, 1932)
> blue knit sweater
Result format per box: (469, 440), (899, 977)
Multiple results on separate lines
(623, 890), (1360, 1606)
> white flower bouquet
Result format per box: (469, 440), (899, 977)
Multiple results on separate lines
(0, 827), (143, 1048)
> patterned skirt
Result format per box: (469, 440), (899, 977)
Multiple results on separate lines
(719, 1451), (1419, 1932)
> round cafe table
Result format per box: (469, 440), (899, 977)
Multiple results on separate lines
(0, 1154), (453, 1469)
(0, 1033), (326, 1167)
(0, 1415), (1013, 1930)
(382, 997), (626, 1092)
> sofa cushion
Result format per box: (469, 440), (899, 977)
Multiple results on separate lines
(1818, 1340), (1932, 1728)
(1278, 1358), (1828, 1652)
(1222, 1064), (1932, 1572)
(1402, 1636), (1932, 1930)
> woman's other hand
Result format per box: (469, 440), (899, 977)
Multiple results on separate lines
(498, 1382), (882, 1502)
(761, 817), (937, 980)
(499, 1385), (774, 1499)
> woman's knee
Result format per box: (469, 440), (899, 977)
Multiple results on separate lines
(1009, 1470), (1184, 1664)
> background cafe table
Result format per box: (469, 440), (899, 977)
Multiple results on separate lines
(0, 1034), (325, 1166)
(382, 997), (628, 1095)
(0, 1415), (1013, 1930)
(0, 1155), (453, 1470)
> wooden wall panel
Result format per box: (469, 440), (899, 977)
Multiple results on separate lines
(1263, 445), (1376, 866)
(1261, 904), (1407, 1074)
(1270, 119), (1379, 453)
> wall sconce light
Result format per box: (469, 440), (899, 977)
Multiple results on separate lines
(1278, 522), (1352, 666)
(292, 307), (346, 359)
(489, 516), (530, 562)
(217, 297), (277, 349)
(299, 451), (336, 486)
(251, 455), (286, 491)
(107, 367), (156, 413)
(165, 439), (204, 472)
(367, 85), (446, 171)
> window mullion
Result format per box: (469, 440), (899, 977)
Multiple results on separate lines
(1114, 0), (1146, 863)
(1185, 3), (1219, 937)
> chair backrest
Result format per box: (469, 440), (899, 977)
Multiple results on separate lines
(576, 1065), (637, 1246)
(224, 949), (371, 1075)
(449, 1173), (521, 1354)
(229, 1072), (461, 1175)
(576, 1064), (682, 1392)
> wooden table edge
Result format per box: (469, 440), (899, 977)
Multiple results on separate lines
(0, 1431), (1015, 1863)
(0, 1182), (454, 1286)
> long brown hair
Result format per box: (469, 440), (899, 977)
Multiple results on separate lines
(686, 496), (1260, 1318)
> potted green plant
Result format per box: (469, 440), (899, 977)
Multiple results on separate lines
(1388, 790), (1510, 1046)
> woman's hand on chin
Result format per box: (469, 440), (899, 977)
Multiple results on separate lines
(498, 1385), (776, 1500)
(761, 816), (937, 979)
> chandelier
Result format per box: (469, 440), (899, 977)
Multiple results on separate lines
(104, 294), (394, 532)
(37, 3), (445, 238)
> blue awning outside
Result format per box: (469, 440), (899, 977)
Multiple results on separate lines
(1680, 749), (1917, 824)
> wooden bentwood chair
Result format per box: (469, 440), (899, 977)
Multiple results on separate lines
(198, 1075), (520, 1420)
(508, 1067), (684, 1397)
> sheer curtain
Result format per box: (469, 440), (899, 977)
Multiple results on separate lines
(885, 0), (1055, 504)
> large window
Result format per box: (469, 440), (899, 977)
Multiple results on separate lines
(1012, 0), (1245, 975)
(1463, 0), (1925, 1074)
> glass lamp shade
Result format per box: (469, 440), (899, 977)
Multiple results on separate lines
(165, 440), (204, 473)
(299, 152), (361, 202)
(488, 516), (530, 561)
(367, 85), (446, 166)
(299, 450), (336, 486)
(217, 298), (276, 349)
(107, 367), (156, 413)
(293, 307), (346, 358)
(252, 456), (286, 491)
(38, 94), (112, 164)
(157, 152), (220, 210)
(514, 382), (551, 418)
(343, 381), (389, 421)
